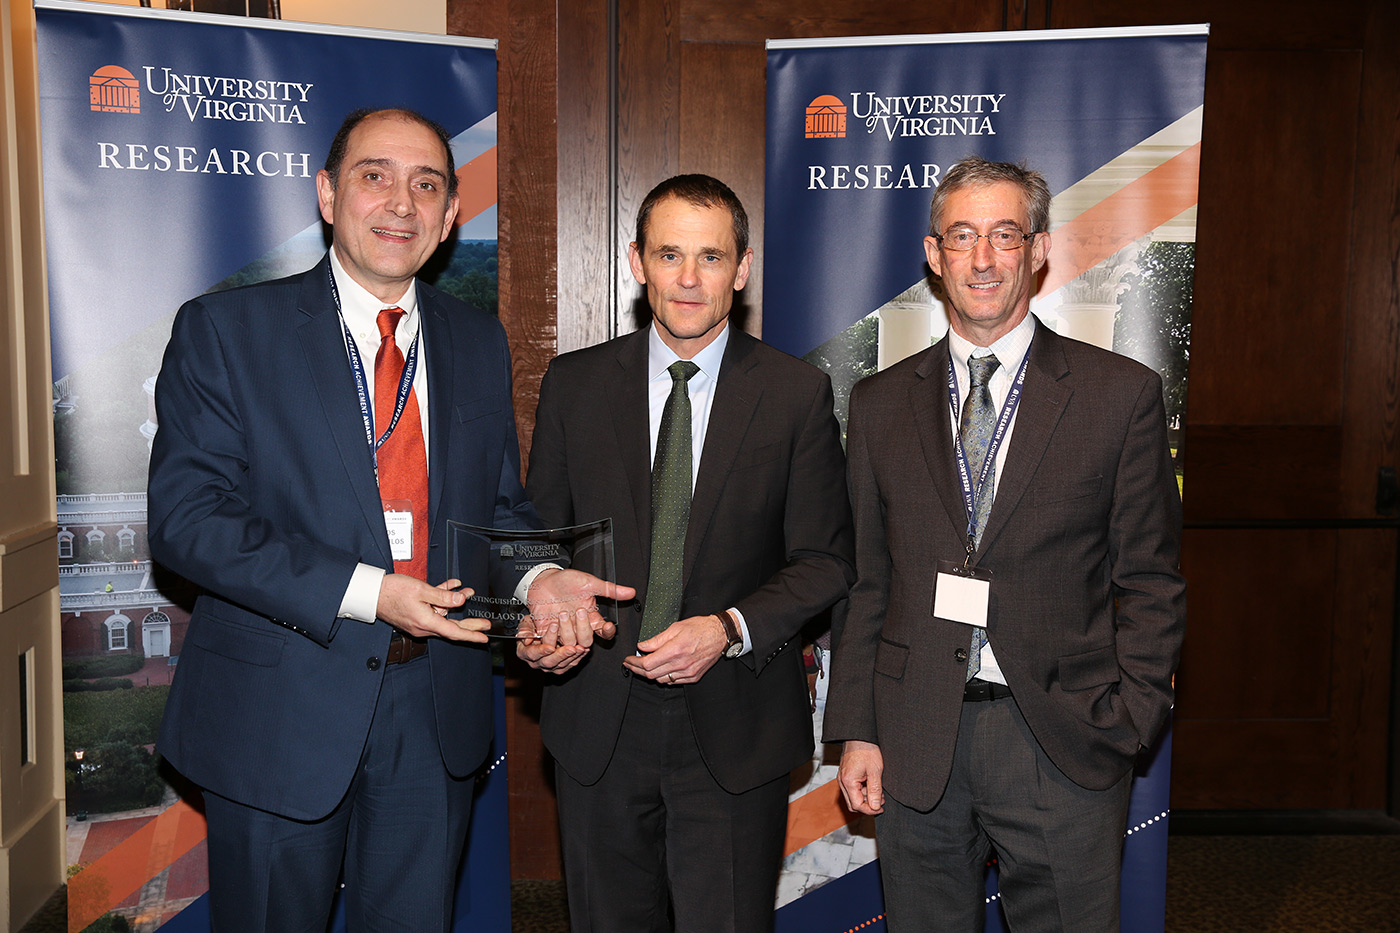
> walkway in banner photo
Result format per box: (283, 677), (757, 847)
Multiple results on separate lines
(777, 658), (878, 908)
(67, 785), (207, 933)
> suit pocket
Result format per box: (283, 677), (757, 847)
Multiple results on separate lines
(186, 602), (286, 667)
(1031, 475), (1102, 506)
(455, 395), (505, 424)
(731, 442), (783, 471)
(874, 638), (909, 681)
(1058, 643), (1120, 690)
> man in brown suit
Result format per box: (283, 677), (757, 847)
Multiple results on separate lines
(823, 157), (1185, 932)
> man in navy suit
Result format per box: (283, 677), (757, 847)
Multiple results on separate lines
(148, 108), (625, 932)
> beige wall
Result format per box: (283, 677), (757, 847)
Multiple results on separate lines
(90, 0), (447, 35)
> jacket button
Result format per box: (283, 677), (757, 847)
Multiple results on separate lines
(367, 657), (382, 671)
(633, 601), (644, 614)
(621, 667), (631, 677)
(954, 648), (968, 663)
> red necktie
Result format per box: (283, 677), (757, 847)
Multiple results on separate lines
(375, 308), (429, 582)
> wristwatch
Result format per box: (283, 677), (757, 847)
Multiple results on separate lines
(716, 609), (744, 659)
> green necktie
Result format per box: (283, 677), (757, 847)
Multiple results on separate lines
(640, 360), (700, 641)
(962, 353), (1000, 680)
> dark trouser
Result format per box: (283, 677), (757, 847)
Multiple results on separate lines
(556, 677), (789, 933)
(203, 655), (474, 933)
(876, 696), (1132, 933)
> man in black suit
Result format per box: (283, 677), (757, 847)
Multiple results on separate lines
(149, 108), (623, 932)
(824, 157), (1186, 931)
(520, 174), (855, 932)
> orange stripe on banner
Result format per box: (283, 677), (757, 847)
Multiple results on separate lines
(1039, 142), (1201, 297)
(453, 146), (498, 228)
(784, 778), (855, 857)
(68, 800), (207, 932)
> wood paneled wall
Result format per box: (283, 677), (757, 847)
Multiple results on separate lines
(449, 0), (1400, 878)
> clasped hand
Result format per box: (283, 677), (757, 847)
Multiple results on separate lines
(516, 568), (635, 673)
(620, 613), (729, 685)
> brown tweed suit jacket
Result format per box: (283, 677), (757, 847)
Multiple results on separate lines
(823, 317), (1185, 808)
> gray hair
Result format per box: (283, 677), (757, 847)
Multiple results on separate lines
(928, 157), (1050, 236)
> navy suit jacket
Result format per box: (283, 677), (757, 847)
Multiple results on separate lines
(149, 256), (536, 821)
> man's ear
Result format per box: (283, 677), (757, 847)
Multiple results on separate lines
(1031, 230), (1051, 273)
(438, 193), (460, 244)
(924, 235), (943, 278)
(316, 170), (336, 225)
(734, 248), (754, 291)
(628, 242), (647, 285)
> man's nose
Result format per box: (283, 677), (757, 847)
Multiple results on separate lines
(387, 179), (416, 216)
(970, 237), (997, 268)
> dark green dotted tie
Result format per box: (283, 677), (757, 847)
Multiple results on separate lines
(640, 360), (699, 641)
(962, 353), (1000, 680)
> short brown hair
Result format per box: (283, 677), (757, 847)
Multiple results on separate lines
(635, 174), (749, 256)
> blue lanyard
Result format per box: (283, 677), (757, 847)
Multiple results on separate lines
(946, 338), (1031, 553)
(329, 265), (420, 477)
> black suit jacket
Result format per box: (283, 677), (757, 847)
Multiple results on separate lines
(824, 319), (1186, 807)
(526, 327), (855, 793)
(149, 256), (538, 820)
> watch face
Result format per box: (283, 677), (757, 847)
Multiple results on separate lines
(725, 643), (744, 659)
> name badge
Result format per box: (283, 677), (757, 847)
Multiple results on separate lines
(383, 499), (414, 561)
(933, 559), (992, 627)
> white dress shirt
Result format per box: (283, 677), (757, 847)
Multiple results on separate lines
(946, 311), (1036, 684)
(646, 323), (752, 654)
(331, 248), (430, 623)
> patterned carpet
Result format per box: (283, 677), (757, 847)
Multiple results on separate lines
(23, 835), (1400, 932)
(1164, 835), (1400, 932)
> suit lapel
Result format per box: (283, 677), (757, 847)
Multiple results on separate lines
(685, 331), (760, 582)
(294, 257), (393, 567)
(912, 340), (974, 539)
(977, 320), (1071, 554)
(609, 331), (654, 569)
(419, 288), (455, 539)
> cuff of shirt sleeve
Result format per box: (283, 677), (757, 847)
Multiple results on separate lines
(728, 606), (753, 657)
(339, 563), (386, 623)
(514, 563), (565, 604)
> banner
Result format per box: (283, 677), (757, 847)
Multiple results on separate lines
(36, 2), (505, 929)
(765, 26), (1207, 932)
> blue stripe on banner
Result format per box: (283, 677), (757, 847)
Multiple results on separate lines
(775, 860), (887, 933)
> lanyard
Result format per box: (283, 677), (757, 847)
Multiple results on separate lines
(329, 265), (420, 477)
(946, 339), (1031, 560)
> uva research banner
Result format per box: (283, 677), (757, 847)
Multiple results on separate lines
(767, 26), (1206, 933)
(35, 2), (506, 930)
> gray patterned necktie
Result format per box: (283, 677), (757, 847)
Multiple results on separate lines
(961, 353), (1000, 680)
(640, 360), (699, 641)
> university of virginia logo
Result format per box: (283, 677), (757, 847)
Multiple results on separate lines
(90, 66), (139, 114)
(804, 95), (846, 138)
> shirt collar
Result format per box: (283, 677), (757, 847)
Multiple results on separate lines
(328, 247), (420, 336)
(948, 311), (1036, 376)
(647, 320), (730, 383)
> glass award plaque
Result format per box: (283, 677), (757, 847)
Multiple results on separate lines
(446, 518), (617, 638)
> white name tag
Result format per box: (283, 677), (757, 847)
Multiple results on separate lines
(933, 559), (991, 627)
(383, 503), (414, 561)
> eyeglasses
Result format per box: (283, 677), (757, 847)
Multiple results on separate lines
(933, 228), (1039, 251)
